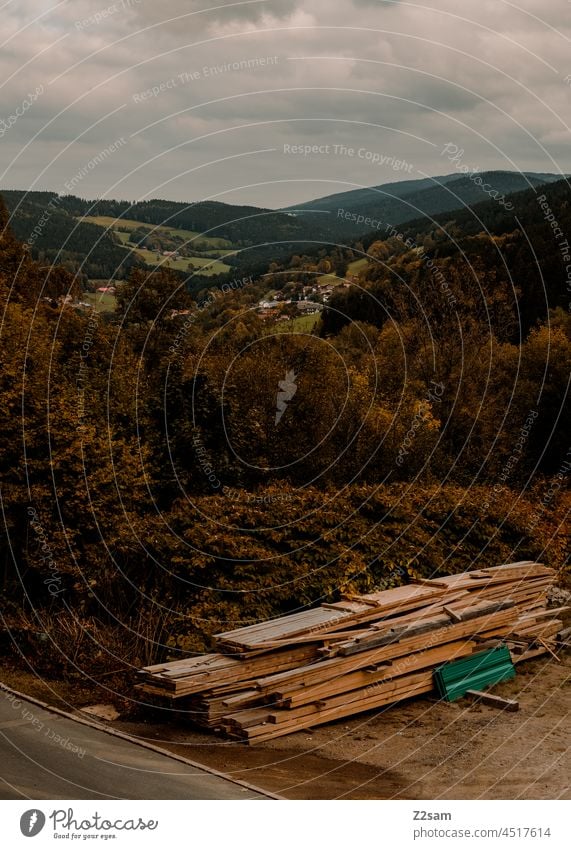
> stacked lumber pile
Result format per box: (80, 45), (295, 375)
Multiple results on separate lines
(137, 562), (563, 743)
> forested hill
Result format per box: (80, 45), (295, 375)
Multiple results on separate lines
(344, 176), (571, 336)
(3, 191), (321, 251)
(285, 171), (563, 236)
(2, 190), (143, 281)
(378, 174), (571, 247)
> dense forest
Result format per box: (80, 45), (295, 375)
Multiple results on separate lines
(2, 191), (143, 282)
(285, 170), (563, 235)
(0, 177), (569, 685)
(326, 178), (571, 349)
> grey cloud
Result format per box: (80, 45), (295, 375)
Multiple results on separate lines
(0, 0), (569, 207)
(132, 0), (300, 28)
(353, 0), (402, 6)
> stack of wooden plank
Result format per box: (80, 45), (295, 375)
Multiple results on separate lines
(137, 562), (564, 743)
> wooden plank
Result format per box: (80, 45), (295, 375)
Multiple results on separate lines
(147, 645), (319, 696)
(336, 599), (516, 656)
(277, 640), (478, 708)
(347, 584), (445, 605)
(214, 606), (354, 647)
(231, 589), (459, 653)
(238, 679), (435, 743)
(537, 639), (561, 662)
(443, 605), (463, 622)
(511, 620), (563, 640)
(258, 605), (519, 697)
(512, 646), (550, 664)
(410, 578), (452, 588)
(267, 670), (434, 724)
(465, 690), (519, 711)
(518, 606), (569, 621)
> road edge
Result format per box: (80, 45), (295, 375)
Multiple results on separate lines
(0, 681), (283, 800)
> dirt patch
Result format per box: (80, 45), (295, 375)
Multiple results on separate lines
(2, 650), (569, 800)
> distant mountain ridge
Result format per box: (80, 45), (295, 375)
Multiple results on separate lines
(282, 171), (564, 236)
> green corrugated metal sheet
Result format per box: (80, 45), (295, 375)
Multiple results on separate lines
(434, 645), (515, 701)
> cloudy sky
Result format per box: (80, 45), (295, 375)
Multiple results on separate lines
(1, 0), (570, 208)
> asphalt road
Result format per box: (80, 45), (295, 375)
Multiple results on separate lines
(0, 691), (270, 800)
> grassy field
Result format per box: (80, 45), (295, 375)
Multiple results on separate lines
(347, 257), (369, 276)
(82, 215), (142, 231)
(273, 313), (321, 334)
(317, 273), (346, 286)
(200, 248), (237, 258)
(133, 248), (230, 276)
(81, 216), (232, 249)
(162, 226), (232, 249)
(82, 291), (117, 313)
(80, 216), (232, 276)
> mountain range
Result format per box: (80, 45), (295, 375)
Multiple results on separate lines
(1, 170), (566, 286)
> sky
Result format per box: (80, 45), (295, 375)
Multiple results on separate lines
(1, 0), (570, 209)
